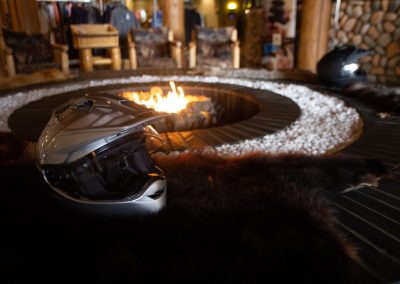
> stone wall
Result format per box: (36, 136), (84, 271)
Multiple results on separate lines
(329, 0), (400, 85)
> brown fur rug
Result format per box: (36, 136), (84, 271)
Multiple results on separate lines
(0, 132), (388, 283)
(343, 82), (400, 117)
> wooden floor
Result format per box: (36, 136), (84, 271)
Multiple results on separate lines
(3, 70), (400, 283)
(324, 90), (400, 283)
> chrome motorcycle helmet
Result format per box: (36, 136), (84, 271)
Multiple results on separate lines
(317, 45), (370, 89)
(36, 92), (169, 215)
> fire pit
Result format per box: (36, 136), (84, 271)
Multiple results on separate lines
(103, 81), (300, 152)
(7, 80), (299, 153)
(115, 81), (266, 132)
(119, 81), (222, 132)
(4, 74), (362, 156)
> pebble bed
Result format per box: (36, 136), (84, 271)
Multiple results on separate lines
(0, 74), (362, 156)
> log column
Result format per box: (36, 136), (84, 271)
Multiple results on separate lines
(8, 0), (41, 33)
(160, 0), (185, 45)
(297, 0), (332, 73)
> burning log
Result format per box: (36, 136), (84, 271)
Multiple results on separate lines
(121, 81), (219, 132)
(152, 96), (218, 132)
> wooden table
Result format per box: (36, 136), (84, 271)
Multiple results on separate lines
(71, 24), (121, 72)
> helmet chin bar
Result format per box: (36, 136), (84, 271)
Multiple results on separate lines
(43, 170), (167, 216)
(43, 131), (161, 193)
(41, 131), (167, 215)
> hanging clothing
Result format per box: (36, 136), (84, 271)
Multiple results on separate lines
(53, 2), (61, 26)
(37, 3), (51, 38)
(68, 4), (102, 58)
(86, 6), (101, 24)
(46, 3), (57, 28)
(152, 9), (163, 28)
(184, 8), (201, 45)
(104, 4), (140, 58)
(70, 4), (101, 24)
(61, 2), (73, 21)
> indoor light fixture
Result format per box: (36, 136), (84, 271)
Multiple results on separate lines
(227, 2), (238, 10)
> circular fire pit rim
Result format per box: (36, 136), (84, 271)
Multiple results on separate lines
(2, 74), (362, 156)
(8, 81), (301, 154)
(106, 82), (302, 152)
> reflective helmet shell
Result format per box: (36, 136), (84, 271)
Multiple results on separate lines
(36, 92), (170, 216)
(317, 45), (370, 89)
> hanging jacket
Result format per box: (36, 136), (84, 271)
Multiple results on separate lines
(104, 4), (140, 58)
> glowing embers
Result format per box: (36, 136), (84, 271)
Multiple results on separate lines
(120, 81), (218, 132)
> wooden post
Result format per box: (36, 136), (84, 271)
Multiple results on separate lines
(189, 42), (196, 69)
(127, 32), (137, 69)
(232, 28), (240, 68)
(129, 45), (137, 69)
(59, 51), (69, 74)
(110, 47), (121, 70)
(5, 52), (15, 76)
(160, 0), (185, 45)
(297, 0), (332, 73)
(233, 41), (240, 69)
(80, 48), (93, 72)
(175, 41), (183, 68)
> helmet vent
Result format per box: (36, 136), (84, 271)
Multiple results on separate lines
(54, 103), (72, 120)
(75, 99), (94, 111)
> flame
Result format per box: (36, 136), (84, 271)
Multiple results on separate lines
(121, 81), (204, 113)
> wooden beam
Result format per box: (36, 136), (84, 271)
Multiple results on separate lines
(297, 0), (332, 73)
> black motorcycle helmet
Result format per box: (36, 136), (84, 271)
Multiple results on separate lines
(317, 45), (370, 89)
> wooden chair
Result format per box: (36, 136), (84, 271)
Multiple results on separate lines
(70, 24), (121, 73)
(0, 27), (69, 77)
(189, 26), (240, 69)
(127, 27), (182, 69)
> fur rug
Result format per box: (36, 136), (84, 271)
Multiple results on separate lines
(343, 82), (400, 117)
(0, 132), (388, 283)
